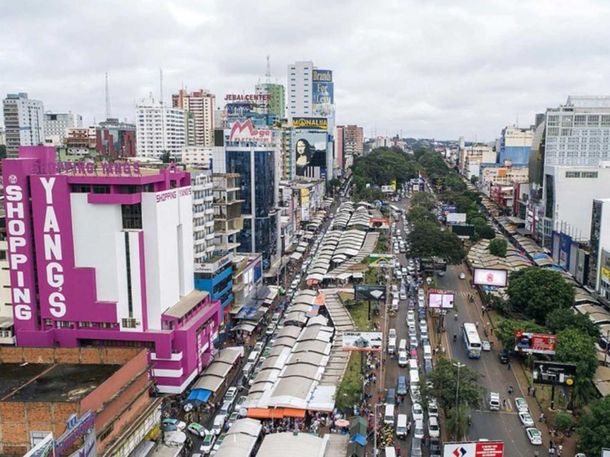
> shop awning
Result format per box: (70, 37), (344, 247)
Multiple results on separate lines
(246, 407), (306, 419)
(351, 434), (367, 447)
(290, 252), (303, 261)
(283, 408), (306, 418)
(187, 389), (212, 403)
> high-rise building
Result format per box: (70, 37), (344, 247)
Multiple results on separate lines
(43, 112), (82, 145)
(172, 89), (216, 147)
(136, 97), (187, 159)
(544, 96), (610, 167)
(255, 82), (285, 119)
(3, 146), (220, 393)
(287, 61), (314, 118)
(3, 93), (44, 157)
(192, 170), (216, 263)
(342, 124), (364, 165)
(212, 173), (243, 253)
(498, 126), (534, 165)
(98, 117), (137, 158)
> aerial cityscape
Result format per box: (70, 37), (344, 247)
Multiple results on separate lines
(1, 2), (610, 457)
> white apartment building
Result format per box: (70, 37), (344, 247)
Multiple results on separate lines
(544, 96), (610, 167)
(287, 61), (314, 118)
(192, 171), (216, 263)
(136, 97), (187, 159)
(44, 111), (83, 145)
(172, 89), (215, 147)
(460, 144), (497, 178)
(3, 92), (44, 157)
(182, 146), (212, 168)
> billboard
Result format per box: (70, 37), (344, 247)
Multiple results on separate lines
(381, 185), (395, 193)
(228, 119), (273, 143)
(533, 361), (576, 386)
(312, 69), (334, 117)
(369, 217), (390, 229)
(447, 213), (467, 225)
(451, 224), (475, 238)
(293, 130), (328, 178)
(443, 441), (504, 457)
(293, 117), (328, 130)
(354, 284), (386, 301)
(24, 433), (54, 457)
(514, 331), (557, 355)
(473, 268), (508, 287)
(342, 331), (382, 352)
(368, 254), (394, 267)
(428, 289), (455, 309)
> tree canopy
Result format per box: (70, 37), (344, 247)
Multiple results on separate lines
(352, 147), (420, 187)
(495, 319), (544, 350)
(407, 205), (437, 226)
(423, 358), (483, 414)
(488, 238), (507, 257)
(576, 396), (610, 456)
(407, 221), (464, 264)
(506, 267), (574, 323)
(555, 328), (598, 406)
(410, 191), (437, 210)
(545, 307), (600, 339)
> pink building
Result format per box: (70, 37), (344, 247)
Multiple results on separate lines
(3, 146), (221, 393)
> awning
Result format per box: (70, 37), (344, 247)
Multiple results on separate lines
(283, 408), (306, 418)
(290, 252), (303, 261)
(351, 434), (367, 447)
(233, 322), (257, 333)
(187, 389), (212, 403)
(246, 408), (306, 419)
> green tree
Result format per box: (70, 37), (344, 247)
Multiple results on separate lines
(407, 205), (437, 226)
(577, 396), (610, 456)
(495, 319), (544, 350)
(470, 176), (478, 185)
(555, 328), (598, 407)
(410, 192), (437, 210)
(545, 308), (600, 339)
(445, 404), (470, 441)
(407, 222), (464, 264)
(553, 411), (575, 434)
(507, 267), (574, 323)
(160, 151), (172, 163)
(443, 175), (467, 193)
(423, 358), (483, 415)
(475, 223), (496, 240)
(489, 238), (508, 257)
(352, 148), (419, 187)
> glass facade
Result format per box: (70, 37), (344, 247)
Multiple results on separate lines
(226, 150), (252, 215)
(254, 150), (275, 216)
(239, 218), (253, 252)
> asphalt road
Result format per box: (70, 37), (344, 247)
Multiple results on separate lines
(437, 264), (539, 457)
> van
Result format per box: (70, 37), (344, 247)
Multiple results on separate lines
(488, 392), (500, 411)
(396, 414), (408, 439)
(242, 362), (253, 380)
(409, 370), (420, 391)
(398, 339), (407, 352)
(383, 404), (395, 425)
(423, 344), (432, 360)
(385, 447), (397, 457)
(398, 350), (408, 367)
(409, 359), (418, 371)
(247, 351), (260, 364)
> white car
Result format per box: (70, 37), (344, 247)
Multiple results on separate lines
(428, 400), (439, 417)
(519, 411), (535, 427)
(389, 328), (397, 339)
(400, 291), (408, 300)
(428, 416), (440, 438)
(414, 419), (425, 439)
(412, 402), (424, 422)
(526, 427), (542, 445)
(410, 335), (418, 349)
(514, 397), (529, 413)
(224, 386), (238, 403)
(482, 340), (491, 351)
(212, 414), (227, 435)
(459, 272), (466, 279)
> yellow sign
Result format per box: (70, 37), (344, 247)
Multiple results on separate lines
(292, 117), (328, 130)
(390, 179), (397, 191)
(300, 188), (310, 205)
(602, 266), (610, 282)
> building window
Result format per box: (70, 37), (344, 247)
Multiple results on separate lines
(70, 184), (91, 193)
(30, 432), (53, 447)
(121, 204), (142, 229)
(581, 171), (598, 178)
(121, 318), (137, 328)
(565, 171), (581, 178)
(92, 184), (110, 194)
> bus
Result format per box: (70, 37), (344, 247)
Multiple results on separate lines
(462, 322), (482, 358)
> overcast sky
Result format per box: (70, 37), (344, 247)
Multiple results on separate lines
(2, 0), (610, 141)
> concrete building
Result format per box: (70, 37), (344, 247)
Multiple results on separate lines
(65, 127), (98, 156)
(97, 118), (136, 158)
(212, 173), (243, 253)
(544, 96), (610, 167)
(182, 146), (212, 168)
(3, 93), (44, 157)
(172, 89), (216, 147)
(44, 112), (83, 145)
(0, 347), (161, 457)
(589, 198), (610, 300)
(478, 164), (529, 196)
(287, 61), (314, 118)
(338, 124), (364, 169)
(498, 126), (533, 165)
(136, 97), (186, 159)
(459, 144), (497, 178)
(3, 146), (221, 393)
(194, 252), (234, 324)
(255, 82), (285, 119)
(192, 170), (216, 263)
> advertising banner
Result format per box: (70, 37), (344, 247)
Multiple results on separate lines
(342, 331), (382, 352)
(533, 361), (576, 386)
(428, 289), (455, 309)
(451, 224), (475, 238)
(312, 69), (334, 117)
(293, 130), (328, 178)
(369, 217), (390, 229)
(446, 213), (467, 225)
(381, 185), (395, 193)
(443, 441), (504, 457)
(514, 331), (557, 355)
(24, 433), (55, 457)
(473, 268), (508, 287)
(227, 120), (274, 144)
(293, 117), (328, 130)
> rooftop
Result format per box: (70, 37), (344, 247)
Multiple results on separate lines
(1, 363), (120, 402)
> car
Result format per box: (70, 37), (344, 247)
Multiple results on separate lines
(399, 291), (408, 300)
(429, 440), (442, 457)
(389, 328), (397, 339)
(428, 400), (439, 417)
(397, 376), (408, 396)
(290, 279), (299, 289)
(265, 324), (275, 336)
(459, 272), (466, 279)
(428, 416), (440, 438)
(226, 412), (240, 430)
(219, 400), (233, 416)
(211, 434), (225, 455)
(200, 432), (216, 454)
(412, 402), (424, 422)
(398, 350), (408, 367)
(253, 342), (264, 353)
(482, 340), (491, 351)
(525, 427), (542, 445)
(212, 414), (227, 435)
(235, 396), (248, 417)
(414, 419), (425, 439)
(514, 397), (529, 413)
(519, 411), (535, 427)
(224, 386), (238, 403)
(410, 335), (418, 349)
(162, 418), (187, 431)
(187, 422), (207, 437)
(498, 349), (510, 364)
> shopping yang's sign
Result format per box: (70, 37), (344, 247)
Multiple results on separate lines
(443, 441), (504, 457)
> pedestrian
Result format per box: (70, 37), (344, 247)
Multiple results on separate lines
(508, 385), (514, 395)
(502, 399), (507, 409)
(532, 387), (536, 398)
(558, 445), (563, 456)
(507, 362), (512, 370)
(539, 413), (545, 423)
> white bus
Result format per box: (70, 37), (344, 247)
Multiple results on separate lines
(462, 322), (482, 358)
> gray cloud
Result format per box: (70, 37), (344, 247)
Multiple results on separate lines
(2, 0), (610, 140)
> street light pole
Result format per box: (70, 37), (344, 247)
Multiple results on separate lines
(453, 361), (465, 441)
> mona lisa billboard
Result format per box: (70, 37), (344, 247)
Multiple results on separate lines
(293, 130), (328, 179)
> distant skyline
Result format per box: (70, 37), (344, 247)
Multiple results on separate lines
(2, 0), (610, 141)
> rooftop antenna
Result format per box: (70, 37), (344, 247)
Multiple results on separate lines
(159, 68), (164, 105)
(265, 55), (271, 83)
(105, 72), (111, 120)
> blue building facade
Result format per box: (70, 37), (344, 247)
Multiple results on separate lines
(498, 126), (533, 165)
(194, 254), (234, 323)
